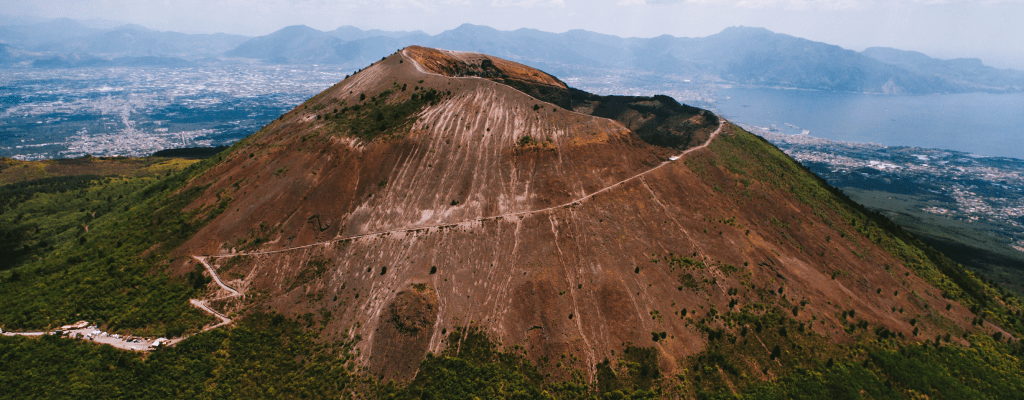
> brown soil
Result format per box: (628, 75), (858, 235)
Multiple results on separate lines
(167, 47), (983, 381)
(370, 284), (438, 380)
(404, 45), (567, 89)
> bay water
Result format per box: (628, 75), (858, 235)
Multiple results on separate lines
(714, 88), (1024, 160)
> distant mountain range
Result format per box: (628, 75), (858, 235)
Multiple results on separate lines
(1, 17), (1022, 94)
(861, 47), (1024, 92)
(0, 18), (248, 57)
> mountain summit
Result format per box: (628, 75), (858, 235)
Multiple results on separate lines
(167, 46), (996, 382)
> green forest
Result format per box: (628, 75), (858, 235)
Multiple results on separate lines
(0, 155), (222, 336)
(2, 313), (1023, 399)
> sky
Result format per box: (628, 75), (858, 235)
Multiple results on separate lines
(5, 0), (1024, 69)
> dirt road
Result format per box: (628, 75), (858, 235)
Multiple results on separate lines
(3, 257), (244, 351)
(211, 120), (726, 259)
(192, 255), (240, 296)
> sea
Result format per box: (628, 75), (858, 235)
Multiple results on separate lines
(713, 88), (1024, 160)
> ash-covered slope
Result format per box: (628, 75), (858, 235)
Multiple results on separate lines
(169, 46), (999, 382)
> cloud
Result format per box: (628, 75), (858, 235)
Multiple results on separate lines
(734, 0), (862, 9)
(265, 0), (565, 8)
(620, 0), (1024, 7)
(490, 0), (565, 6)
(649, 0), (730, 3)
(620, 0), (732, 4)
(903, 0), (1024, 4)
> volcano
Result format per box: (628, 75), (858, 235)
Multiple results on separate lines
(170, 46), (997, 382)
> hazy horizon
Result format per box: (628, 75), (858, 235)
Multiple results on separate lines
(2, 0), (1022, 70)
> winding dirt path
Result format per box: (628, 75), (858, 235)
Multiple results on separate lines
(170, 256), (244, 344)
(3, 256), (245, 351)
(192, 255), (240, 296)
(204, 119), (724, 259)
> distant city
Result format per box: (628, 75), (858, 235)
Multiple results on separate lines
(758, 126), (1023, 225)
(1, 65), (349, 160)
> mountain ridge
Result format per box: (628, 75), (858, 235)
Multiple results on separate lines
(0, 17), (249, 58)
(214, 24), (1023, 94)
(862, 46), (1024, 92)
(3, 17), (1022, 93)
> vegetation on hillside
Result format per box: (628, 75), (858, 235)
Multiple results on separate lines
(0, 157), (197, 269)
(677, 308), (1024, 398)
(0, 153), (232, 336)
(3, 317), (1022, 399)
(700, 125), (1024, 337)
(0, 313), (364, 399)
(318, 83), (445, 141)
(0, 156), (196, 185)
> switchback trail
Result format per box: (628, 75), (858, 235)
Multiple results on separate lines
(2, 257), (246, 351)
(176, 256), (243, 340)
(192, 255), (239, 296)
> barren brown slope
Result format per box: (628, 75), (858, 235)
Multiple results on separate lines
(166, 47), (995, 382)
(404, 45), (567, 89)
